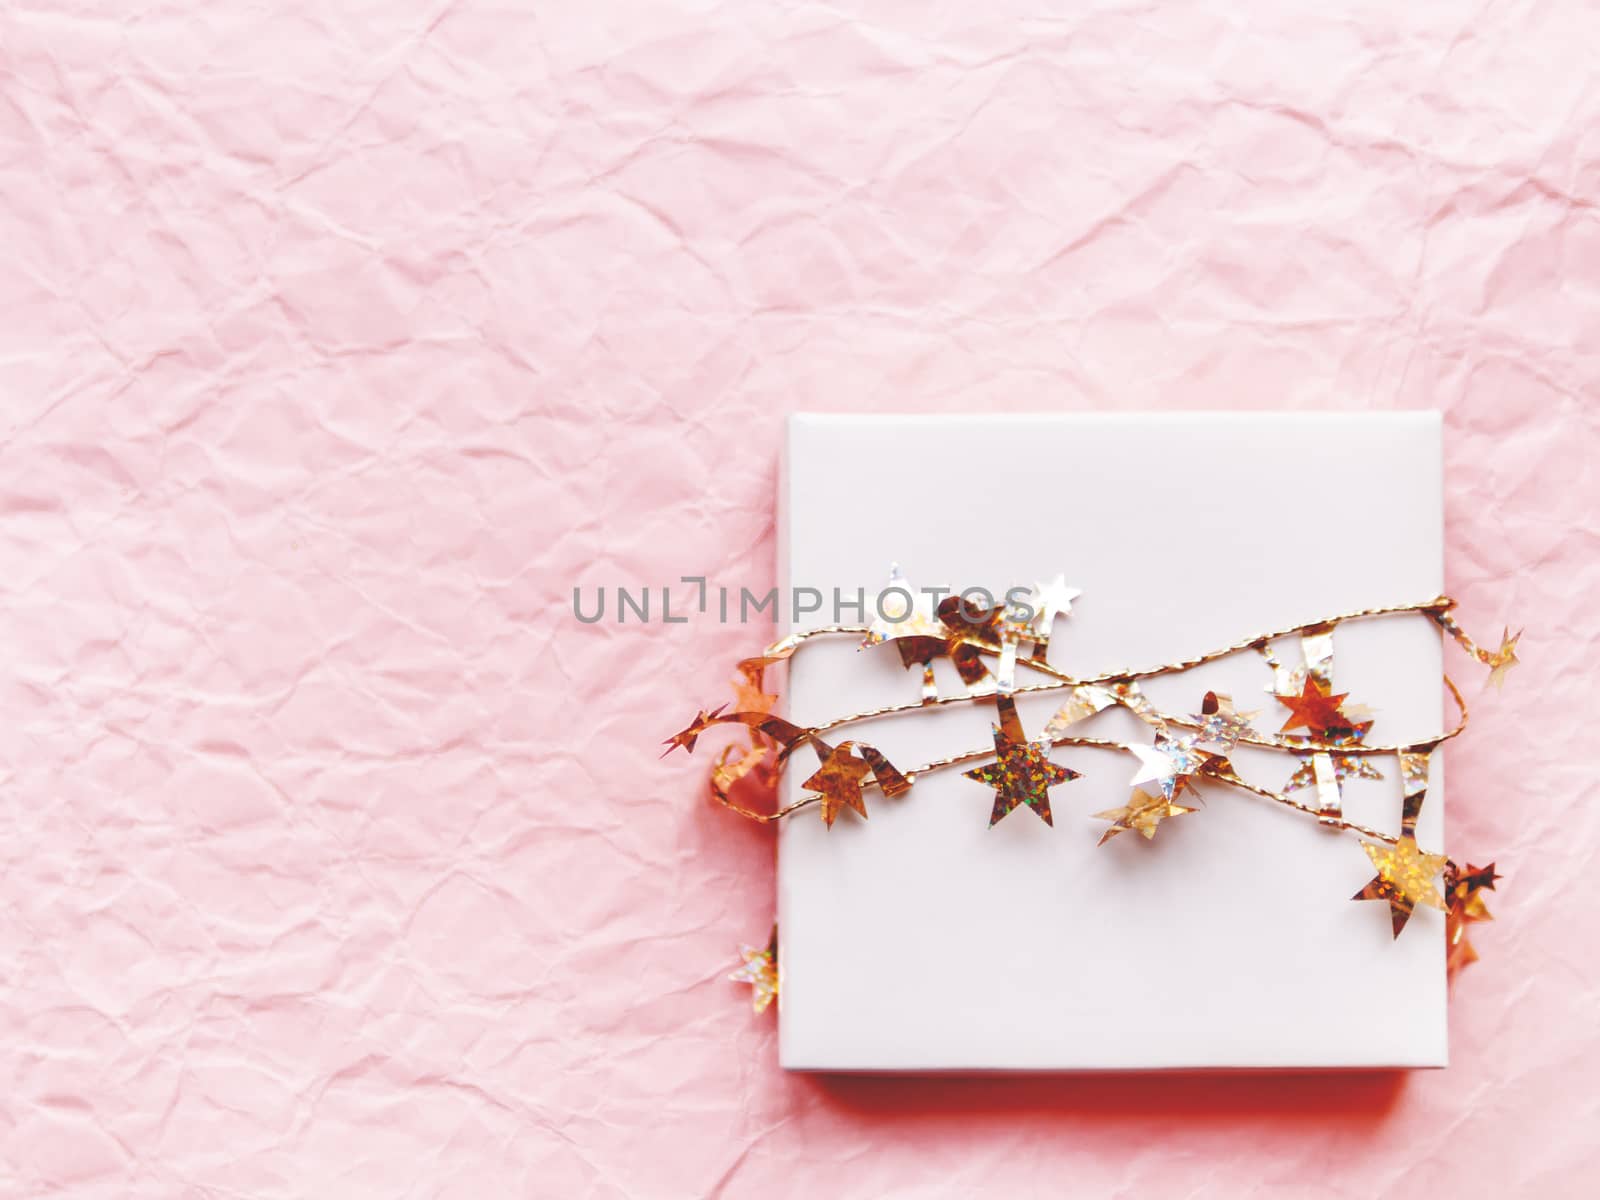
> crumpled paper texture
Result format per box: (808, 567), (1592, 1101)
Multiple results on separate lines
(0, 2), (1595, 1196)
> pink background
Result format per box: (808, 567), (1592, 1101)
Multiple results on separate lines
(1, 2), (1595, 1196)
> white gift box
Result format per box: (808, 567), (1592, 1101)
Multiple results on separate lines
(777, 412), (1446, 1071)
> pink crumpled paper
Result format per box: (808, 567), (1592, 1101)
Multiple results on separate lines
(0, 2), (1595, 1196)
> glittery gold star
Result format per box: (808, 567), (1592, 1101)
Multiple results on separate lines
(1486, 628), (1521, 689)
(729, 940), (778, 1013)
(1353, 837), (1449, 937)
(1093, 788), (1196, 845)
(964, 726), (1079, 827)
(802, 742), (873, 827)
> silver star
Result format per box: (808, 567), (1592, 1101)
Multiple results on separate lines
(1027, 573), (1082, 639)
(860, 563), (940, 648)
(1128, 733), (1207, 801)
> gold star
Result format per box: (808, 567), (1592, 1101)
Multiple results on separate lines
(1353, 837), (1449, 937)
(802, 743), (873, 827)
(1446, 862), (1500, 973)
(964, 726), (1079, 827)
(1093, 788), (1196, 845)
(729, 941), (778, 1013)
(661, 704), (727, 756)
(1486, 628), (1521, 689)
(1455, 861), (1502, 898)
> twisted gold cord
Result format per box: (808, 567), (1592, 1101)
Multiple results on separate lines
(754, 735), (1449, 866)
(790, 596), (1467, 758)
(710, 595), (1487, 868)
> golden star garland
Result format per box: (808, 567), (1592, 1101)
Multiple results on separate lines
(667, 588), (1520, 1012)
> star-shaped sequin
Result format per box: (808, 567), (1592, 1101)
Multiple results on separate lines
(1455, 861), (1502, 897)
(1189, 691), (1260, 750)
(964, 727), (1079, 827)
(1352, 836), (1449, 937)
(729, 940), (778, 1013)
(1128, 732), (1208, 802)
(1026, 573), (1082, 640)
(661, 704), (728, 756)
(1446, 862), (1501, 972)
(1093, 788), (1196, 845)
(1486, 628), (1521, 689)
(802, 743), (874, 827)
(860, 564), (942, 648)
(1275, 677), (1371, 741)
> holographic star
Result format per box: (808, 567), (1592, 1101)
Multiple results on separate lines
(1486, 628), (1521, 689)
(1093, 788), (1196, 845)
(1353, 836), (1449, 938)
(1283, 752), (1383, 794)
(964, 717), (1080, 827)
(860, 563), (941, 649)
(729, 940), (778, 1013)
(1189, 691), (1261, 751)
(802, 742), (873, 827)
(1128, 732), (1208, 802)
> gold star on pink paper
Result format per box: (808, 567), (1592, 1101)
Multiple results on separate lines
(729, 940), (778, 1013)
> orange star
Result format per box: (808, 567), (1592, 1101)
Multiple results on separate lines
(802, 743), (873, 827)
(1276, 677), (1360, 737)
